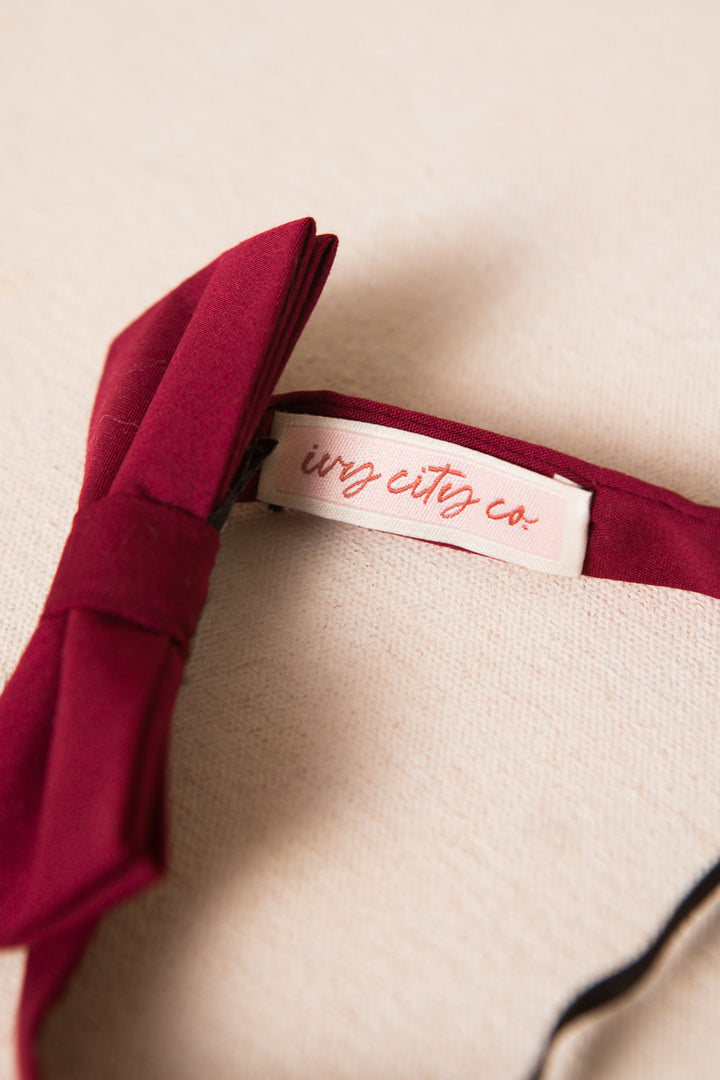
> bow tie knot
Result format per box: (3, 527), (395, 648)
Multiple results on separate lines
(44, 495), (220, 652)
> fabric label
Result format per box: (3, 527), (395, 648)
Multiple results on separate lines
(257, 413), (593, 577)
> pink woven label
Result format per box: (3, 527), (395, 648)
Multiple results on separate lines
(258, 414), (593, 576)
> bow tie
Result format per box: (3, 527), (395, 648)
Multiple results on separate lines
(0, 218), (337, 1080)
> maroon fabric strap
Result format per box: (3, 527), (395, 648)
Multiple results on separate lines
(266, 389), (720, 600)
(44, 496), (220, 649)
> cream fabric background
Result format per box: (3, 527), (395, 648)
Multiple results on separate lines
(1, 2), (719, 1078)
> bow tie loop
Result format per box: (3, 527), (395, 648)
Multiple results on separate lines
(43, 495), (220, 651)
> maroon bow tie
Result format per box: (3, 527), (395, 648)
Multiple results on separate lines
(0, 218), (337, 1079)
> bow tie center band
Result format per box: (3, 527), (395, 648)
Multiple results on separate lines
(1, 219), (718, 1080)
